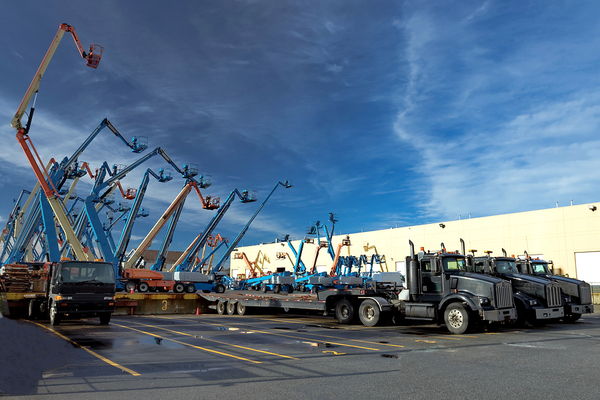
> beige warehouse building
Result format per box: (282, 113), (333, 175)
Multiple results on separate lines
(230, 202), (600, 286)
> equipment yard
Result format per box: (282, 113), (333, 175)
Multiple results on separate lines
(1, 310), (600, 398)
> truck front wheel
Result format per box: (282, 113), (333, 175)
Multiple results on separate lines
(444, 303), (470, 334)
(50, 307), (61, 326)
(99, 313), (111, 325)
(335, 299), (355, 324)
(358, 299), (380, 327)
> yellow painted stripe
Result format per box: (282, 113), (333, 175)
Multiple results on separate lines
(27, 321), (140, 376)
(125, 320), (298, 360)
(142, 315), (383, 350)
(111, 323), (261, 364)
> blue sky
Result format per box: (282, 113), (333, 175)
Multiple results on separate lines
(1, 1), (600, 257)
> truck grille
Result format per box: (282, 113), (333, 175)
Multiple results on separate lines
(546, 285), (562, 307)
(580, 284), (592, 305)
(495, 282), (513, 308)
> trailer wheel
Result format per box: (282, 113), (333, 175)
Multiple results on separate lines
(99, 313), (111, 325)
(215, 283), (226, 294)
(217, 300), (227, 315)
(273, 284), (281, 294)
(138, 282), (149, 292)
(174, 282), (185, 293)
(358, 299), (380, 327)
(50, 307), (61, 326)
(227, 301), (236, 315)
(185, 284), (196, 293)
(335, 299), (355, 324)
(125, 281), (136, 293)
(563, 313), (582, 323)
(444, 303), (469, 334)
(237, 302), (247, 315)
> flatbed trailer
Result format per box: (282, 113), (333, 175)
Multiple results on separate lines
(199, 284), (394, 326)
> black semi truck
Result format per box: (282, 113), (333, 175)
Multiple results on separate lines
(515, 254), (594, 322)
(204, 241), (517, 334)
(466, 251), (563, 326)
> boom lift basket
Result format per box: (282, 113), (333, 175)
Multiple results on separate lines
(131, 136), (148, 153)
(86, 44), (104, 69)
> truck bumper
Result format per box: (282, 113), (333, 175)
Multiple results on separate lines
(534, 307), (564, 320)
(482, 307), (516, 322)
(567, 303), (594, 315)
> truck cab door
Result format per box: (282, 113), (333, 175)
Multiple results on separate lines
(421, 259), (443, 300)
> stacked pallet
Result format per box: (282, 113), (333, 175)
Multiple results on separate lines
(0, 265), (32, 292)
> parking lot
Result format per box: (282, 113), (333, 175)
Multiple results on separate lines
(3, 311), (600, 399)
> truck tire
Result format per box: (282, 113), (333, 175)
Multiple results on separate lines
(512, 301), (527, 328)
(237, 302), (247, 315)
(227, 301), (236, 315)
(217, 300), (227, 315)
(125, 281), (136, 293)
(174, 282), (185, 293)
(28, 299), (39, 320)
(50, 307), (61, 326)
(215, 283), (226, 294)
(444, 303), (469, 334)
(99, 313), (111, 325)
(358, 299), (381, 327)
(335, 299), (355, 324)
(185, 284), (196, 293)
(563, 313), (582, 323)
(138, 282), (149, 292)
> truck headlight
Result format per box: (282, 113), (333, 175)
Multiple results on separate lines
(529, 300), (539, 306)
(479, 297), (490, 305)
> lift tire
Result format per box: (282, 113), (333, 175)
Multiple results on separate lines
(138, 282), (149, 292)
(287, 285), (294, 294)
(335, 299), (356, 324)
(273, 285), (281, 294)
(444, 303), (470, 334)
(237, 302), (247, 315)
(563, 313), (582, 323)
(99, 313), (111, 325)
(185, 284), (196, 293)
(311, 287), (318, 294)
(227, 301), (236, 315)
(215, 284), (226, 294)
(299, 285), (306, 292)
(261, 284), (268, 293)
(217, 300), (227, 315)
(358, 299), (381, 327)
(50, 307), (61, 326)
(125, 281), (136, 293)
(174, 282), (185, 293)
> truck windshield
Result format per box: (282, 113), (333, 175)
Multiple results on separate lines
(59, 262), (115, 284)
(443, 257), (467, 272)
(495, 260), (518, 274)
(531, 262), (550, 275)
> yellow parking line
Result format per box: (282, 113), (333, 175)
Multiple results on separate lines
(146, 315), (396, 349)
(27, 321), (140, 376)
(111, 323), (261, 364)
(125, 320), (298, 360)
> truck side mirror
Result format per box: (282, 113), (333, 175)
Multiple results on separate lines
(432, 260), (441, 275)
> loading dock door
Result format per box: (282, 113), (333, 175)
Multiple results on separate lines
(575, 252), (600, 285)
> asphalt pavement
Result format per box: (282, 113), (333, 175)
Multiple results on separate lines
(1, 310), (600, 399)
